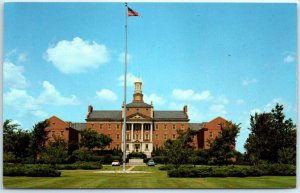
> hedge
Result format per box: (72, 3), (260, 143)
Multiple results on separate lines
(3, 164), (61, 177)
(167, 164), (295, 178)
(256, 164), (296, 176)
(152, 156), (166, 164)
(55, 162), (103, 170)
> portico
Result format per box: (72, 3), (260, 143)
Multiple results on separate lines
(125, 122), (153, 158)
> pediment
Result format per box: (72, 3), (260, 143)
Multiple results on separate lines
(127, 113), (152, 121)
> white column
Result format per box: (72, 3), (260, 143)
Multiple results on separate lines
(141, 123), (144, 141)
(131, 123), (134, 142)
(150, 123), (153, 142)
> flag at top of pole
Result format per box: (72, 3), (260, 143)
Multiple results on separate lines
(128, 7), (139, 16)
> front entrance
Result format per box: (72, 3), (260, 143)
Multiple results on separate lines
(134, 144), (140, 152)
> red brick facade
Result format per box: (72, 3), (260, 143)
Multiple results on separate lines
(45, 79), (232, 157)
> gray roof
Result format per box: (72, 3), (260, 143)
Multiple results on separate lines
(70, 123), (86, 131)
(189, 123), (206, 131)
(153, 111), (188, 121)
(86, 110), (188, 122)
(126, 102), (153, 108)
(86, 110), (122, 121)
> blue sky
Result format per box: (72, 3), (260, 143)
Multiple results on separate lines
(3, 2), (297, 152)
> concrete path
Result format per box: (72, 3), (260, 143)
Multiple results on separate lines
(94, 165), (152, 174)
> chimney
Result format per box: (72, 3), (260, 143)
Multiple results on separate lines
(183, 105), (188, 114)
(88, 105), (93, 116)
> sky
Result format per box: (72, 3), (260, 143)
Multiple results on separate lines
(3, 2), (297, 152)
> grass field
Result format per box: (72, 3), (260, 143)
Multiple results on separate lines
(3, 165), (296, 189)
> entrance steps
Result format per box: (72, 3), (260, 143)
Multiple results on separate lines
(128, 159), (145, 166)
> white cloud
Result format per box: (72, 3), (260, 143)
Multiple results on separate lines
(283, 55), (295, 63)
(188, 105), (203, 121)
(4, 81), (80, 119)
(117, 72), (138, 87)
(236, 99), (245, 105)
(213, 95), (229, 105)
(17, 53), (28, 63)
(45, 37), (110, 74)
(4, 88), (48, 118)
(4, 62), (29, 89)
(209, 104), (227, 115)
(95, 89), (118, 101)
(118, 52), (132, 63)
(37, 81), (79, 105)
(144, 93), (165, 106)
(171, 89), (211, 101)
(242, 78), (257, 86)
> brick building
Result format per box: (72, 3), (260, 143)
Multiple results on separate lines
(46, 78), (229, 158)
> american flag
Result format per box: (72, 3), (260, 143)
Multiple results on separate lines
(128, 7), (139, 16)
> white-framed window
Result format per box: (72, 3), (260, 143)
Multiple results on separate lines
(60, 131), (64, 137)
(145, 144), (149, 150)
(51, 131), (55, 137)
(173, 124), (176, 130)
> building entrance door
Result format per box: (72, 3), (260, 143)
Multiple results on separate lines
(135, 144), (140, 152)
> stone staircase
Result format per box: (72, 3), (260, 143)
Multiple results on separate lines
(128, 159), (145, 166)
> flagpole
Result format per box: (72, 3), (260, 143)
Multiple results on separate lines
(123, 2), (128, 173)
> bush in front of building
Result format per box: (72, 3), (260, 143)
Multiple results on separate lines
(99, 155), (122, 164)
(55, 162), (103, 170)
(152, 156), (166, 164)
(3, 164), (61, 177)
(256, 164), (296, 176)
(167, 166), (264, 178)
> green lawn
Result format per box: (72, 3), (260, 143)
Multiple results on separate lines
(3, 165), (296, 189)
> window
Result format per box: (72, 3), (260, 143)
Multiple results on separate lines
(117, 134), (120, 140)
(155, 134), (159, 140)
(108, 134), (111, 138)
(172, 134), (176, 139)
(145, 134), (149, 140)
(145, 144), (149, 150)
(117, 124), (120, 129)
(51, 131), (55, 137)
(116, 144), (120, 149)
(181, 124), (184, 129)
(126, 144), (129, 150)
(52, 123), (55, 126)
(136, 134), (139, 140)
(164, 134), (167, 140)
(108, 124), (111, 130)
(126, 133), (130, 140)
(91, 124), (94, 128)
(60, 131), (64, 137)
(155, 124), (159, 130)
(164, 124), (167, 130)
(209, 132), (213, 138)
(100, 124), (103, 129)
(155, 144), (159, 149)
(173, 124), (176, 130)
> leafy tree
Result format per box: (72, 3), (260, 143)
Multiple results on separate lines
(3, 119), (20, 153)
(163, 129), (195, 169)
(208, 121), (240, 165)
(80, 128), (112, 150)
(30, 120), (49, 163)
(244, 104), (296, 164)
(40, 138), (69, 164)
(3, 119), (31, 162)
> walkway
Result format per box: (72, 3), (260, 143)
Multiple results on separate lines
(94, 165), (152, 174)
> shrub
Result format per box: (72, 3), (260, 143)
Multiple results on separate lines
(256, 164), (296, 176)
(3, 164), (61, 177)
(152, 156), (166, 164)
(73, 162), (103, 170)
(167, 166), (263, 178)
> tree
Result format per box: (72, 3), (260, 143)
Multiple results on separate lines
(40, 138), (69, 164)
(163, 129), (195, 169)
(244, 103), (296, 164)
(208, 121), (240, 165)
(30, 120), (49, 163)
(80, 128), (112, 151)
(3, 119), (31, 162)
